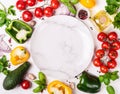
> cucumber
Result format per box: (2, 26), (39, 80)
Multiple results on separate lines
(3, 62), (30, 90)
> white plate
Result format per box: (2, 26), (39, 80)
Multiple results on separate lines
(30, 15), (94, 79)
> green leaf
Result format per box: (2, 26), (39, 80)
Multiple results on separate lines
(33, 85), (46, 93)
(0, 9), (6, 27)
(60, 0), (70, 3)
(38, 72), (46, 82)
(110, 74), (119, 81)
(106, 0), (118, 5)
(8, 5), (16, 16)
(99, 75), (104, 82)
(106, 85), (115, 94)
(104, 78), (110, 85)
(105, 5), (119, 15)
(0, 65), (4, 72)
(34, 80), (46, 85)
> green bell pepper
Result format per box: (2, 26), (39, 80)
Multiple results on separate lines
(5, 20), (33, 44)
(77, 71), (101, 93)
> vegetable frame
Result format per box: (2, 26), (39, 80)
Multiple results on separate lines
(5, 20), (33, 44)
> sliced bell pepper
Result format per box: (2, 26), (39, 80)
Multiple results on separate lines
(5, 20), (33, 44)
(47, 80), (72, 94)
(10, 46), (30, 66)
(77, 71), (101, 93)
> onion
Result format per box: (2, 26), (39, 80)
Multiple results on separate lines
(55, 4), (70, 15)
(0, 34), (11, 53)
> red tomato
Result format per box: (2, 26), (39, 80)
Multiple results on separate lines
(101, 41), (111, 50)
(108, 32), (118, 41)
(20, 80), (31, 89)
(97, 32), (107, 42)
(37, 0), (43, 2)
(51, 0), (60, 9)
(95, 49), (105, 58)
(34, 7), (43, 18)
(22, 10), (33, 22)
(111, 41), (120, 50)
(26, 0), (36, 6)
(16, 1), (26, 10)
(107, 60), (117, 69)
(44, 7), (53, 17)
(108, 50), (118, 59)
(100, 65), (108, 73)
(93, 58), (102, 67)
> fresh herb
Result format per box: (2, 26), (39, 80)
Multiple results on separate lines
(0, 55), (10, 75)
(33, 72), (46, 93)
(107, 85), (115, 94)
(99, 71), (119, 94)
(105, 0), (120, 29)
(8, 5), (16, 16)
(113, 12), (120, 29)
(60, 0), (78, 14)
(0, 2), (16, 27)
(105, 0), (120, 15)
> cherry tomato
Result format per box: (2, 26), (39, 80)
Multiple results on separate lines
(16, 1), (26, 10)
(93, 58), (102, 67)
(101, 41), (111, 50)
(108, 49), (118, 59)
(97, 32), (107, 42)
(44, 7), (53, 17)
(108, 32), (118, 41)
(20, 80), (31, 89)
(100, 65), (108, 73)
(37, 0), (43, 2)
(26, 0), (36, 6)
(95, 49), (105, 58)
(51, 0), (60, 9)
(34, 7), (43, 18)
(107, 60), (117, 69)
(111, 41), (120, 50)
(22, 10), (33, 22)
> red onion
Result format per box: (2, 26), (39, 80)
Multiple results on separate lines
(0, 34), (11, 53)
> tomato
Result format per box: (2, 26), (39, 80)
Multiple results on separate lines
(107, 60), (117, 69)
(26, 0), (36, 6)
(101, 41), (111, 50)
(93, 58), (102, 67)
(22, 10), (33, 22)
(97, 32), (107, 42)
(108, 32), (118, 41)
(95, 49), (105, 58)
(44, 7), (53, 17)
(100, 65), (108, 73)
(20, 80), (31, 89)
(51, 0), (60, 9)
(16, 1), (26, 10)
(108, 49), (118, 59)
(37, 0), (43, 2)
(111, 41), (120, 50)
(34, 7), (43, 18)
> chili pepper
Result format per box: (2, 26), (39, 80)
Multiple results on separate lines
(77, 71), (101, 93)
(5, 20), (33, 44)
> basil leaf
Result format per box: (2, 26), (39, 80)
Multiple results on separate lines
(33, 85), (46, 93)
(0, 9), (6, 26)
(8, 5), (16, 15)
(107, 85), (115, 94)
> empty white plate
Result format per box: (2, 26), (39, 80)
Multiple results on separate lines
(30, 15), (94, 79)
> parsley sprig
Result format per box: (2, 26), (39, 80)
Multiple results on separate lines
(0, 55), (10, 75)
(105, 0), (120, 29)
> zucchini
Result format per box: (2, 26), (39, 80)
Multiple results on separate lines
(3, 62), (30, 90)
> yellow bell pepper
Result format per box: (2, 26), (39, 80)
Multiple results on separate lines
(10, 46), (30, 65)
(47, 80), (72, 94)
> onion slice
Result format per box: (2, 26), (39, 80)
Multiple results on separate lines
(0, 34), (11, 53)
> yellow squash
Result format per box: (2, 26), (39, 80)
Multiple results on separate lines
(10, 46), (30, 65)
(47, 80), (72, 94)
(80, 0), (96, 8)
